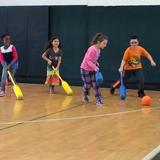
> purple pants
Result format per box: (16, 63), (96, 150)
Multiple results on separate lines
(80, 68), (102, 103)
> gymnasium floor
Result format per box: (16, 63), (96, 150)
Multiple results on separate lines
(0, 84), (160, 160)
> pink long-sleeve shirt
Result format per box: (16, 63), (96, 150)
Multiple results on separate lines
(80, 45), (100, 71)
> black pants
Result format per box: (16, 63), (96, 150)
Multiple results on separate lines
(123, 69), (145, 94)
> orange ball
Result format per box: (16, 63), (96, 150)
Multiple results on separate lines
(141, 96), (152, 106)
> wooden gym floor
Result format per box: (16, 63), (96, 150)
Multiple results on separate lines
(0, 84), (160, 160)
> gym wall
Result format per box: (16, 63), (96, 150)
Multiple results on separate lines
(0, 5), (159, 89)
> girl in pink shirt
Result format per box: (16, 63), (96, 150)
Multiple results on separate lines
(80, 33), (108, 106)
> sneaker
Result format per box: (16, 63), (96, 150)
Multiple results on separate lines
(110, 86), (115, 95)
(0, 91), (5, 97)
(96, 100), (103, 107)
(83, 95), (89, 104)
(100, 96), (104, 104)
(138, 92), (146, 98)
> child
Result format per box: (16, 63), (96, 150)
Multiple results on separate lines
(80, 33), (108, 106)
(42, 36), (62, 94)
(0, 33), (18, 97)
(110, 36), (156, 97)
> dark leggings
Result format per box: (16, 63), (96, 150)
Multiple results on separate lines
(123, 69), (144, 94)
(112, 69), (145, 94)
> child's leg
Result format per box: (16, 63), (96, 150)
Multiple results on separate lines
(10, 63), (18, 78)
(80, 69), (91, 102)
(90, 71), (102, 104)
(0, 68), (8, 96)
(135, 69), (145, 97)
(110, 70), (131, 94)
(110, 80), (121, 94)
(9, 63), (18, 92)
(123, 70), (132, 85)
(9, 63), (18, 82)
(49, 85), (54, 94)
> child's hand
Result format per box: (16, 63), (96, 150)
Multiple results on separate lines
(96, 62), (99, 67)
(47, 60), (52, 65)
(118, 67), (123, 73)
(4, 65), (11, 71)
(151, 61), (156, 67)
(56, 67), (59, 72)
(95, 67), (99, 72)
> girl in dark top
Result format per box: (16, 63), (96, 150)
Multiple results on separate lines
(42, 36), (62, 94)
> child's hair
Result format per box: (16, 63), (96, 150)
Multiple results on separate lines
(44, 36), (61, 51)
(90, 33), (108, 45)
(130, 35), (138, 40)
(1, 33), (11, 40)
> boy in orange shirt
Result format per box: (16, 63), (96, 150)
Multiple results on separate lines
(110, 36), (156, 97)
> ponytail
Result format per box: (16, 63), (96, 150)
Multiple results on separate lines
(90, 33), (108, 45)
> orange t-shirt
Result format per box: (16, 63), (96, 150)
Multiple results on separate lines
(123, 46), (150, 70)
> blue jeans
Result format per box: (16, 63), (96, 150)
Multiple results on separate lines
(1, 62), (18, 92)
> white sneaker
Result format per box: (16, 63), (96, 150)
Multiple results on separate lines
(0, 91), (5, 97)
(96, 101), (103, 107)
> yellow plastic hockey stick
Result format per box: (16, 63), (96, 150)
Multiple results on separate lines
(7, 71), (23, 100)
(52, 66), (73, 95)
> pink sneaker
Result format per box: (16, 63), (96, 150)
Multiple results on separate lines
(0, 91), (5, 97)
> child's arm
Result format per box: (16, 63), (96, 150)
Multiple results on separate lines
(56, 57), (62, 71)
(96, 62), (99, 67)
(142, 48), (156, 66)
(86, 49), (99, 71)
(0, 50), (7, 68)
(146, 54), (156, 66)
(10, 46), (18, 66)
(118, 49), (128, 72)
(42, 52), (52, 65)
(118, 60), (126, 72)
(86, 59), (98, 71)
